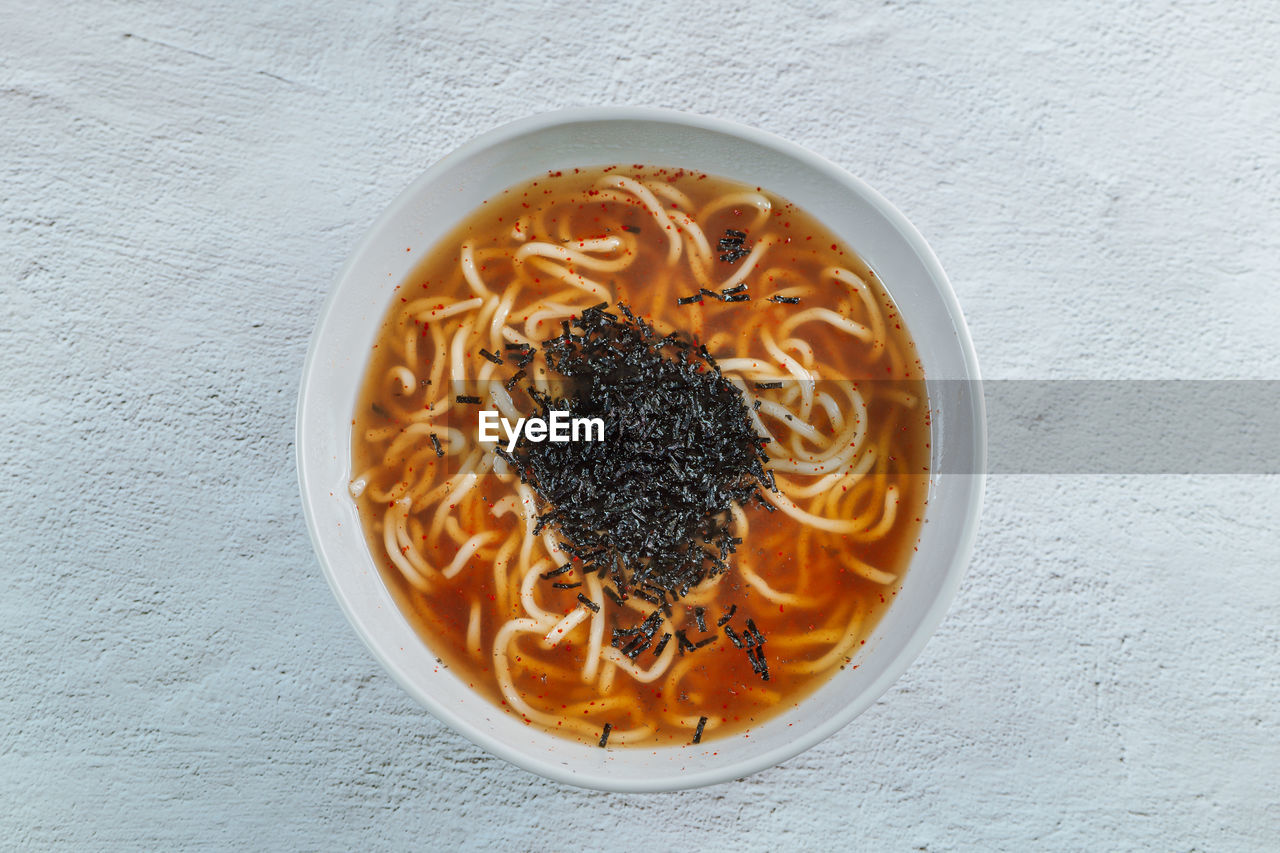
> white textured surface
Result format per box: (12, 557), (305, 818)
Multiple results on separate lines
(2, 0), (1277, 848)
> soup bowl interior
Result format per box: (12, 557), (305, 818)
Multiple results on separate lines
(297, 108), (984, 791)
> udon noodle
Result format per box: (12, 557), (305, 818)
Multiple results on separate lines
(351, 166), (929, 746)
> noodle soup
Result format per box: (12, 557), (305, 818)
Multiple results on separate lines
(350, 166), (928, 747)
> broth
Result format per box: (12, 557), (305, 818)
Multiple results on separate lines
(350, 166), (929, 746)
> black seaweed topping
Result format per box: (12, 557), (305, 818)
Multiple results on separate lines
(577, 593), (600, 613)
(506, 303), (772, 601)
(676, 294), (702, 306)
(621, 633), (652, 659)
(768, 294), (801, 304)
(429, 432), (444, 458)
(504, 369), (527, 390)
(611, 627), (639, 647)
(640, 610), (664, 637)
(718, 229), (752, 264)
(641, 583), (669, 604)
(716, 604), (737, 627)
(693, 716), (708, 744)
(598, 722), (612, 747)
(694, 607), (707, 633)
(505, 342), (537, 368)
(540, 564), (571, 579)
(633, 588), (661, 606)
(754, 381), (783, 390)
(747, 645), (770, 681)
(551, 581), (582, 589)
(652, 632), (672, 657)
(455, 394), (482, 405)
(614, 609), (666, 659)
(723, 626), (744, 649)
(479, 348), (503, 365)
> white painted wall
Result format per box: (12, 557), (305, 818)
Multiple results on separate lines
(3, 1), (1276, 848)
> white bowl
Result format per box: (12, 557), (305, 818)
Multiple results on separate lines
(297, 108), (985, 791)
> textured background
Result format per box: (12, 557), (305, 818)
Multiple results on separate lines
(3, 0), (1278, 849)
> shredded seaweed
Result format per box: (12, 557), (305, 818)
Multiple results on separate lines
(504, 369), (527, 390)
(633, 588), (661, 606)
(718, 228), (751, 263)
(768, 294), (801, 304)
(455, 394), (482, 405)
(479, 348), (502, 365)
(716, 604), (737, 627)
(640, 611), (664, 637)
(747, 645), (771, 681)
(506, 343), (537, 368)
(598, 722), (612, 747)
(621, 633), (653, 658)
(429, 432), (444, 458)
(577, 593), (600, 613)
(506, 303), (772, 601)
(693, 716), (708, 744)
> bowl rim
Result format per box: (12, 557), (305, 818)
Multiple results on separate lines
(296, 106), (987, 792)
